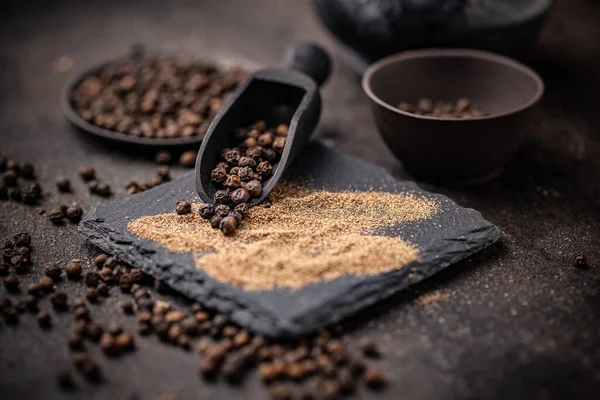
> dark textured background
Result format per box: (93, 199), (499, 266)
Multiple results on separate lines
(1, 0), (599, 399)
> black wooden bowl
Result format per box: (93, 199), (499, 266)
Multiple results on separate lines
(61, 52), (258, 149)
(363, 49), (544, 185)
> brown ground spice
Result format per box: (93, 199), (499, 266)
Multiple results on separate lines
(128, 183), (438, 290)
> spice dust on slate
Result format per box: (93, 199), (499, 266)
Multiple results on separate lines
(128, 183), (438, 290)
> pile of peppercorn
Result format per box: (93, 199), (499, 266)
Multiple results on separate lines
(396, 97), (488, 118)
(0, 156), (43, 205)
(177, 120), (287, 235)
(70, 57), (247, 140)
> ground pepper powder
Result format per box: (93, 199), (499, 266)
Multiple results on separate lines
(128, 183), (438, 290)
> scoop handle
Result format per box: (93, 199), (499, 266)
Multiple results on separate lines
(283, 43), (331, 88)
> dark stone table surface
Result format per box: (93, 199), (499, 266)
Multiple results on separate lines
(1, 0), (599, 399)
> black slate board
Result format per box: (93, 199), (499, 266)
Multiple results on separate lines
(79, 143), (501, 338)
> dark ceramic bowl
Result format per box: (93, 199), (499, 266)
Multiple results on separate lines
(61, 52), (258, 149)
(362, 49), (544, 185)
(313, 0), (553, 74)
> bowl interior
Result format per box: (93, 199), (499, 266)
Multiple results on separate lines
(364, 50), (543, 118)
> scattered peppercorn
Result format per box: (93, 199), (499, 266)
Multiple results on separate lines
(37, 311), (52, 327)
(48, 208), (66, 225)
(79, 165), (95, 181)
(0, 261), (9, 276)
(175, 198), (192, 215)
(50, 289), (69, 310)
(3, 274), (20, 292)
(94, 254), (108, 268)
(45, 263), (63, 281)
(359, 338), (380, 358)
(65, 205), (84, 223)
(56, 176), (71, 192)
(179, 150), (197, 168)
(363, 367), (388, 389)
(66, 261), (83, 279)
(155, 150), (172, 165)
(39, 276), (55, 292)
(56, 370), (76, 389)
(120, 300), (134, 314)
(84, 272), (100, 288)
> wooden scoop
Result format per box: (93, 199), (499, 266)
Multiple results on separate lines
(194, 43), (331, 205)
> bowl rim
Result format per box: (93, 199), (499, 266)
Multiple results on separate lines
(362, 48), (544, 121)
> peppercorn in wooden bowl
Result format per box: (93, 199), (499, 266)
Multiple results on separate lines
(62, 50), (257, 148)
(363, 48), (544, 185)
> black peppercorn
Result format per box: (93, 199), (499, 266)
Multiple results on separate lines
(272, 137), (286, 153)
(213, 190), (229, 205)
(85, 323), (104, 342)
(13, 233), (31, 247)
(5, 160), (19, 173)
(263, 148), (277, 162)
(229, 211), (243, 225)
(56, 176), (71, 192)
(257, 132), (274, 147)
(215, 162), (229, 171)
(276, 124), (288, 136)
(246, 180), (262, 198)
(45, 263), (63, 281)
(210, 215), (223, 229)
(230, 187), (250, 204)
(155, 150), (172, 165)
(11, 255), (29, 274)
(175, 198), (192, 215)
(233, 203), (249, 215)
(211, 168), (228, 184)
(363, 367), (388, 389)
(0, 184), (8, 200)
(199, 203), (215, 219)
(39, 276), (55, 292)
(50, 289), (69, 310)
(65, 205), (83, 222)
(0, 261), (9, 276)
(73, 306), (90, 322)
(223, 148), (241, 165)
(48, 208), (65, 225)
(66, 262), (82, 280)
(3, 274), (20, 292)
(224, 174), (242, 189)
(238, 156), (257, 168)
(79, 165), (95, 181)
(256, 161), (273, 177)
(21, 163), (35, 179)
(238, 166), (254, 182)
(95, 183), (111, 197)
(3, 170), (17, 186)
(84, 272), (100, 288)
(8, 187), (22, 202)
(37, 311), (52, 327)
(214, 204), (231, 218)
(56, 370), (76, 390)
(121, 300), (134, 314)
(242, 145), (259, 160)
(179, 150), (197, 168)
(219, 216), (237, 235)
(23, 295), (38, 313)
(93, 254), (107, 268)
(119, 274), (133, 292)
